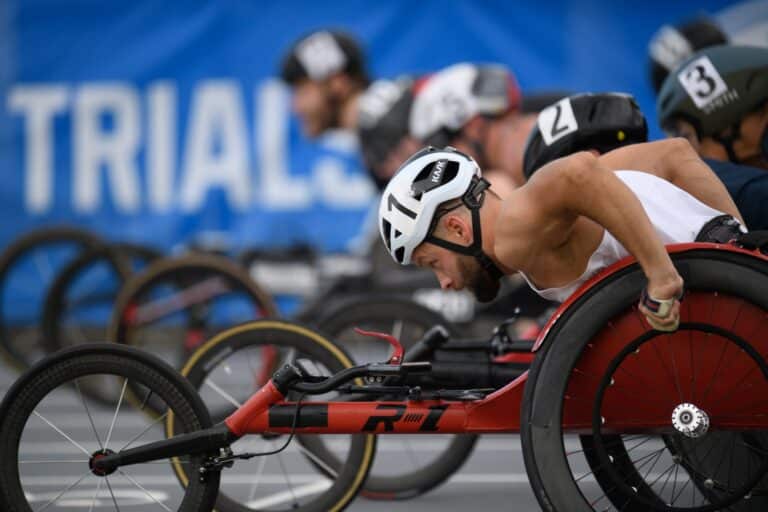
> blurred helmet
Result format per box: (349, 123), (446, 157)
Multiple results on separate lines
(379, 146), (501, 284)
(523, 93), (648, 179)
(657, 45), (768, 141)
(357, 77), (416, 189)
(648, 17), (728, 94)
(280, 30), (369, 85)
(409, 63), (521, 147)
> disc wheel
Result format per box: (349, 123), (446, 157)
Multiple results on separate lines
(174, 319), (376, 512)
(0, 343), (220, 511)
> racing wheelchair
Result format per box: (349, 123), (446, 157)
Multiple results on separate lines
(1, 241), (766, 512)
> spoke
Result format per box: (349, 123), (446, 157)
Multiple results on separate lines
(117, 469), (172, 512)
(295, 440), (339, 478)
(246, 452), (270, 502)
(34, 470), (92, 512)
(403, 437), (422, 468)
(75, 379), (104, 450)
(710, 365), (762, 409)
(640, 447), (666, 485)
(104, 378), (128, 451)
(88, 478), (105, 512)
(32, 411), (92, 457)
(670, 472), (693, 505)
(652, 462), (678, 500)
(274, 444), (300, 508)
(118, 411), (169, 451)
(699, 335), (731, 404)
(204, 378), (243, 409)
(246, 480), (332, 509)
(666, 334), (685, 404)
(566, 435), (647, 457)
(671, 459), (679, 504)
(104, 476), (121, 512)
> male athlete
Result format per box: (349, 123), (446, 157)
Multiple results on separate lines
(378, 140), (743, 331)
(280, 30), (370, 138)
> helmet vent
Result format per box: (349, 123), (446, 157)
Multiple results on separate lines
(411, 160), (459, 199)
(394, 247), (405, 263)
(382, 220), (392, 250)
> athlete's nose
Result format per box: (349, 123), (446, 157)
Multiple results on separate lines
(437, 274), (453, 290)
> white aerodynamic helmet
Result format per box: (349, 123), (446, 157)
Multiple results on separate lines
(379, 147), (502, 282)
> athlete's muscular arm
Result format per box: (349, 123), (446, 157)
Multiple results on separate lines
(495, 151), (682, 329)
(598, 138), (744, 224)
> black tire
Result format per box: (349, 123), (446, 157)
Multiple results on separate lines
(39, 243), (162, 405)
(174, 319), (376, 512)
(0, 343), (220, 511)
(40, 244), (134, 355)
(521, 249), (768, 512)
(315, 296), (479, 500)
(0, 226), (102, 370)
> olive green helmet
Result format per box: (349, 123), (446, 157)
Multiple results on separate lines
(657, 44), (768, 138)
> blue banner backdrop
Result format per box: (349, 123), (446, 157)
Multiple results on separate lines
(0, 0), (760, 253)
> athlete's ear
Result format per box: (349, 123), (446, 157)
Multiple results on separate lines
(444, 214), (472, 243)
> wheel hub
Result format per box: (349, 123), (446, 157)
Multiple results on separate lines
(671, 403), (710, 438)
(89, 448), (117, 477)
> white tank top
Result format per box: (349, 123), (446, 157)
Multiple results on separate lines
(521, 170), (728, 303)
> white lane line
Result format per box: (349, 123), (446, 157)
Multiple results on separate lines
(245, 480), (332, 509)
(22, 471), (694, 487)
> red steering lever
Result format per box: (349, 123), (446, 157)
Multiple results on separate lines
(352, 327), (404, 364)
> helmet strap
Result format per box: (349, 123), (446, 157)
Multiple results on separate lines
(712, 122), (743, 164)
(761, 124), (768, 160)
(425, 177), (504, 281)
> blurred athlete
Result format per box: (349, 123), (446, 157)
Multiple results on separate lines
(280, 30), (370, 138)
(356, 76), (422, 190)
(657, 45), (768, 170)
(408, 63), (534, 188)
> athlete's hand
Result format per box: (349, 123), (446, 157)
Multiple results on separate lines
(639, 274), (684, 332)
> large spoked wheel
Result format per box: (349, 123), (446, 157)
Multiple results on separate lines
(0, 344), (220, 512)
(0, 226), (102, 370)
(173, 319), (376, 512)
(521, 249), (768, 512)
(315, 296), (479, 500)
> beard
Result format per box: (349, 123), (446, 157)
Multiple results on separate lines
(458, 255), (501, 303)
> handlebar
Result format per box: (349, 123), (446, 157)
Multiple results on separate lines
(277, 361), (433, 395)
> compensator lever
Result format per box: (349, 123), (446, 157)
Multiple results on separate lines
(353, 327), (404, 364)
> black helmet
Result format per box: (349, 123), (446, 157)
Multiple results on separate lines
(657, 45), (768, 140)
(523, 93), (648, 179)
(357, 77), (415, 190)
(280, 30), (369, 86)
(648, 17), (728, 94)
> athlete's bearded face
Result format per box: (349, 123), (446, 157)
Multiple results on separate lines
(291, 79), (338, 138)
(456, 253), (501, 303)
(414, 244), (501, 303)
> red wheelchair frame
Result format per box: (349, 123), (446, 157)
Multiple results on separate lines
(221, 241), (768, 438)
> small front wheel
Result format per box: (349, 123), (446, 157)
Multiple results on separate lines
(0, 344), (220, 512)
